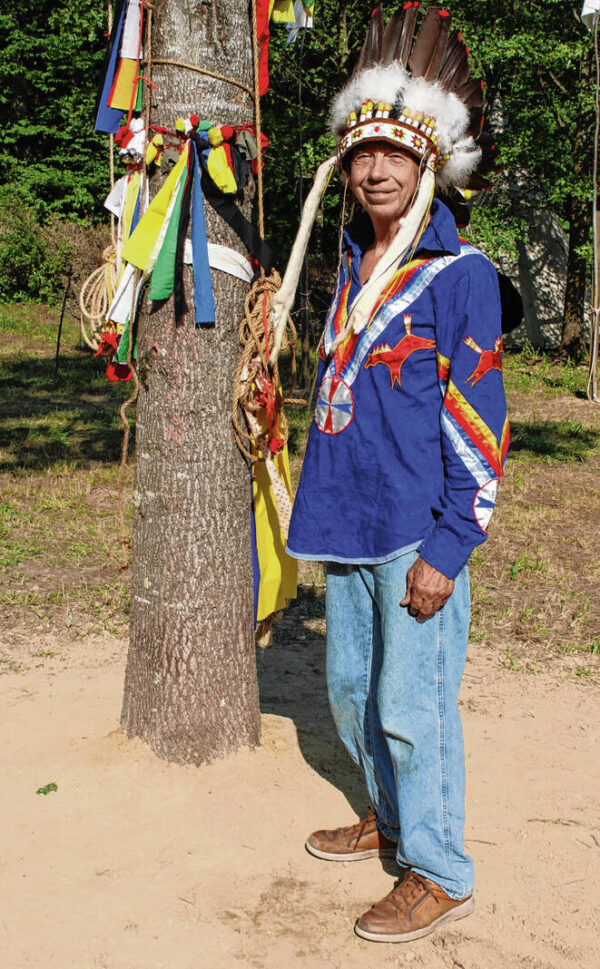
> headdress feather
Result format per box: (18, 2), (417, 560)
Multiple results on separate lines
(381, 9), (408, 66)
(408, 7), (451, 81)
(396, 2), (421, 68)
(354, 6), (385, 75)
(437, 30), (470, 90)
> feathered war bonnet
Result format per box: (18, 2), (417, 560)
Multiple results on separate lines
(270, 3), (497, 361)
(331, 3), (490, 191)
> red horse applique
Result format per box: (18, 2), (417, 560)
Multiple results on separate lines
(462, 336), (503, 387)
(364, 314), (435, 389)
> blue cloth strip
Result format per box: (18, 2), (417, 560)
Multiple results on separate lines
(191, 143), (216, 326)
(95, 0), (128, 133)
(131, 189), (141, 233)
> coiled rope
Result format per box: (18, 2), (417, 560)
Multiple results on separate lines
(79, 246), (118, 350)
(232, 270), (302, 463)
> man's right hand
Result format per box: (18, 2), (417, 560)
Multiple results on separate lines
(400, 556), (454, 622)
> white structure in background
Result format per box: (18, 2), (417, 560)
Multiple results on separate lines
(582, 0), (600, 29)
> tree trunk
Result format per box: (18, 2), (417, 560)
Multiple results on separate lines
(562, 193), (590, 361)
(121, 0), (260, 764)
(561, 42), (593, 362)
(300, 257), (312, 388)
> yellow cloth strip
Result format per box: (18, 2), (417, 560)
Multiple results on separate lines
(206, 145), (237, 195)
(145, 158), (188, 276)
(121, 171), (141, 245)
(270, 0), (296, 23)
(253, 447), (297, 622)
(121, 148), (188, 271)
(108, 59), (138, 111)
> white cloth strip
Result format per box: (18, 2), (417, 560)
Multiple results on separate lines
(121, 0), (142, 59)
(182, 240), (254, 282)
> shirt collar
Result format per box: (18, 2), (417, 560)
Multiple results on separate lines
(417, 197), (461, 256)
(343, 197), (461, 260)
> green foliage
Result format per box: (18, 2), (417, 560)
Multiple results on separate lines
(0, 188), (71, 302)
(454, 0), (594, 217)
(467, 187), (521, 263)
(0, 0), (594, 318)
(0, 0), (111, 299)
(0, 0), (109, 220)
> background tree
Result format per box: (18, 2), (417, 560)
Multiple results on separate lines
(0, 0), (109, 300)
(457, 0), (594, 361)
(120, 0), (260, 764)
(0, 0), (108, 219)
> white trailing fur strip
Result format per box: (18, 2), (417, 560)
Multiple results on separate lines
(270, 154), (337, 364)
(330, 165), (436, 350)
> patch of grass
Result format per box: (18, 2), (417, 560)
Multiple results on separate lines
(504, 346), (589, 399)
(35, 782), (58, 796)
(0, 466), (132, 572)
(577, 637), (600, 655)
(500, 644), (522, 672)
(0, 652), (23, 674)
(0, 577), (130, 638)
(0, 305), (132, 472)
(0, 539), (41, 570)
(0, 303), (62, 346)
(509, 551), (547, 581)
(468, 399), (600, 667)
(0, 306), (132, 646)
(509, 419), (600, 464)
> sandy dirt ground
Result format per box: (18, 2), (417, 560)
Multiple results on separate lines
(1, 625), (599, 969)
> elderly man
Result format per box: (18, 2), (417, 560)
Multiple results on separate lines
(285, 5), (508, 945)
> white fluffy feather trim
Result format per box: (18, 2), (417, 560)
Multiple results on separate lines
(400, 78), (469, 155)
(436, 137), (482, 188)
(330, 64), (408, 136)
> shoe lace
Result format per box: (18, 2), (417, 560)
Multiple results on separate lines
(348, 807), (377, 848)
(390, 872), (431, 908)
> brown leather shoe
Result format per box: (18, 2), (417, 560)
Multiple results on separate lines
(355, 870), (474, 942)
(305, 807), (396, 861)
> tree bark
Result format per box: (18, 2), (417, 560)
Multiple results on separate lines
(121, 0), (260, 764)
(561, 42), (593, 361)
(562, 193), (590, 361)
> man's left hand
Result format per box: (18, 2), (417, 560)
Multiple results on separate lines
(400, 556), (454, 622)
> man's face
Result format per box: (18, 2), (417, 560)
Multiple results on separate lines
(348, 143), (420, 225)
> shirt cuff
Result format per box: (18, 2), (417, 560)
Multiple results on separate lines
(418, 525), (480, 580)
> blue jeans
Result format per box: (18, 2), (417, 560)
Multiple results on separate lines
(325, 550), (474, 899)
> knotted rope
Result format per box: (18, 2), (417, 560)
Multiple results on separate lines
(232, 268), (303, 446)
(79, 245), (118, 350)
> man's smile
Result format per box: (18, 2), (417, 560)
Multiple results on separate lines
(364, 189), (396, 201)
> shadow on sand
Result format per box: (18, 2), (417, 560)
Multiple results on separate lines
(256, 584), (399, 875)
